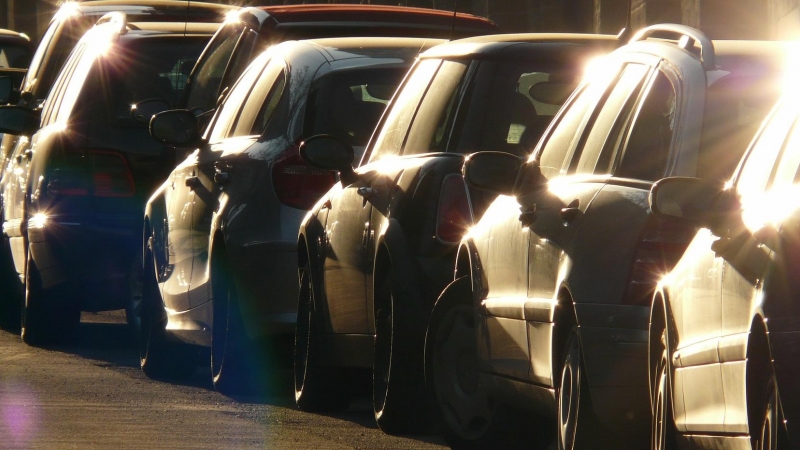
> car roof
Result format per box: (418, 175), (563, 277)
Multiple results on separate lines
(299, 37), (445, 63)
(0, 28), (30, 41)
(52, 0), (231, 23)
(235, 4), (499, 37)
(420, 33), (620, 59)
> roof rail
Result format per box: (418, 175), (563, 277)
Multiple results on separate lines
(630, 24), (715, 70)
(95, 12), (128, 35)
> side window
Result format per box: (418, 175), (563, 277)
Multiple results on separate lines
(615, 71), (676, 181)
(535, 66), (617, 178)
(737, 104), (798, 196)
(184, 24), (244, 112)
(573, 63), (650, 174)
(53, 46), (95, 125)
(207, 57), (268, 144)
(368, 59), (441, 162)
(24, 20), (58, 88)
(41, 44), (85, 126)
(232, 58), (285, 137)
(402, 60), (469, 155)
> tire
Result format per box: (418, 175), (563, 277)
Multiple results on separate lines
(651, 328), (678, 450)
(0, 236), (22, 331)
(139, 242), (196, 380)
(125, 251), (143, 339)
(558, 326), (602, 450)
(373, 271), (426, 434)
(294, 263), (350, 412)
(210, 255), (255, 395)
(752, 377), (779, 450)
(428, 277), (550, 450)
(21, 246), (79, 345)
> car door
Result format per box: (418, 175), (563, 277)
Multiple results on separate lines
(717, 105), (800, 434)
(185, 54), (274, 309)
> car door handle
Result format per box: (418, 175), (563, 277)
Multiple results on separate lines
(519, 207), (537, 227)
(213, 171), (229, 184)
(357, 187), (377, 199)
(560, 199), (580, 225)
(185, 176), (200, 188)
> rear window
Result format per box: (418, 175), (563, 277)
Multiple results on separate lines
(304, 68), (406, 151)
(0, 41), (31, 68)
(696, 71), (782, 183)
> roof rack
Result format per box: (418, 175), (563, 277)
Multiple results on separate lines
(95, 12), (128, 35)
(630, 24), (715, 70)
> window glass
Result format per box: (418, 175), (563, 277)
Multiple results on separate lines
(697, 72), (783, 183)
(216, 29), (259, 105)
(403, 60), (468, 155)
(535, 69), (615, 178)
(574, 63), (649, 174)
(615, 72), (676, 181)
(369, 59), (441, 162)
(207, 58), (267, 143)
(233, 57), (285, 137)
(184, 24), (243, 112)
(737, 105), (798, 196)
(775, 120), (800, 188)
(0, 43), (31, 69)
(33, 19), (88, 100)
(25, 21), (58, 82)
(53, 45), (91, 125)
(41, 43), (83, 126)
(454, 60), (583, 157)
(305, 68), (406, 153)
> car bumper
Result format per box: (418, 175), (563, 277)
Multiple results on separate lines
(28, 215), (139, 311)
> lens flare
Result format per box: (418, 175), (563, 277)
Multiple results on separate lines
(0, 381), (40, 447)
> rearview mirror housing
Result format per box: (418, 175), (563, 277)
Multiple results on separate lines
(300, 134), (356, 184)
(0, 106), (40, 135)
(150, 110), (199, 147)
(649, 177), (721, 227)
(131, 98), (171, 125)
(463, 151), (523, 196)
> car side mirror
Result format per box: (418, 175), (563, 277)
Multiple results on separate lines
(463, 151), (524, 196)
(131, 98), (171, 125)
(300, 134), (356, 185)
(0, 106), (40, 135)
(649, 177), (722, 227)
(150, 110), (200, 147)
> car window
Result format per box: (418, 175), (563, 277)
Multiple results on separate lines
(184, 23), (244, 112)
(452, 60), (581, 157)
(232, 58), (285, 137)
(40, 43), (83, 126)
(402, 60), (469, 155)
(368, 59), (441, 162)
(573, 63), (650, 174)
(216, 29), (259, 106)
(25, 20), (58, 86)
(697, 72), (783, 183)
(304, 67), (406, 151)
(207, 57), (268, 144)
(737, 104), (798, 196)
(31, 19), (88, 100)
(534, 66), (617, 179)
(615, 71), (676, 181)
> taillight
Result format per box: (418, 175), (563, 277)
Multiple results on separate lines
(622, 217), (695, 306)
(46, 150), (135, 198)
(272, 144), (336, 210)
(436, 175), (473, 243)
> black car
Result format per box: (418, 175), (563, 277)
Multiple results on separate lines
(0, 13), (218, 343)
(295, 33), (618, 433)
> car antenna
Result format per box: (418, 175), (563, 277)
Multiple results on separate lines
(449, 0), (459, 41)
(616, 0), (633, 43)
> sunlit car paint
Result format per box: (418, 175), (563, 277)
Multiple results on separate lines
(650, 96), (800, 448)
(143, 38), (440, 365)
(436, 27), (789, 447)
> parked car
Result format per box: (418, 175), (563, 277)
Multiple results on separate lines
(153, 4), (499, 129)
(648, 94), (800, 449)
(0, 28), (32, 92)
(294, 33), (618, 433)
(0, 0), (230, 329)
(140, 37), (441, 392)
(426, 25), (788, 449)
(0, 13), (218, 343)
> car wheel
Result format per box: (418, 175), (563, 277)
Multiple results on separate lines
(125, 252), (143, 339)
(651, 328), (677, 450)
(0, 237), (22, 330)
(21, 246), (79, 345)
(294, 263), (350, 412)
(752, 376), (779, 450)
(210, 257), (253, 395)
(558, 326), (600, 450)
(139, 242), (196, 380)
(373, 272), (425, 434)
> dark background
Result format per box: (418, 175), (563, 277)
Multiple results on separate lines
(2, 0), (799, 49)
